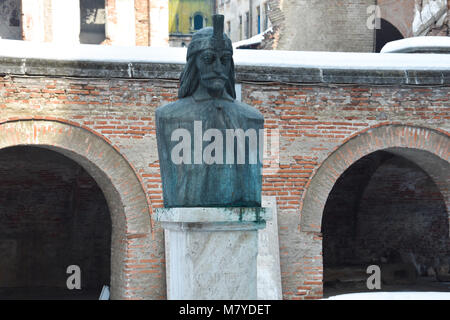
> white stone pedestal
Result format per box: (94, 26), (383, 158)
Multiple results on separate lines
(155, 207), (271, 300)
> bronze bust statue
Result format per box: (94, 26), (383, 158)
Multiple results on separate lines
(156, 15), (264, 208)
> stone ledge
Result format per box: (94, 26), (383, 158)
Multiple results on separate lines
(0, 39), (448, 85)
(155, 207), (272, 223)
(0, 56), (448, 86)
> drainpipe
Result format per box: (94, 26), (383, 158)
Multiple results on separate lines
(148, 0), (151, 46)
(374, 0), (378, 52)
(249, 0), (253, 37)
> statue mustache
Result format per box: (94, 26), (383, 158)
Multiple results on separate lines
(201, 73), (228, 81)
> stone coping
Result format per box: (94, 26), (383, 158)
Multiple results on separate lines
(154, 207), (272, 223)
(0, 40), (449, 85)
(1, 55), (448, 85)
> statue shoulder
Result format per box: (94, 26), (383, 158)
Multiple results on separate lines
(155, 97), (192, 119)
(232, 100), (264, 121)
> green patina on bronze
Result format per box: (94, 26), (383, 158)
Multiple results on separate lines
(155, 15), (264, 208)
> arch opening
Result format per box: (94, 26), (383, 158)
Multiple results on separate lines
(0, 146), (111, 299)
(0, 120), (153, 300)
(322, 148), (450, 298)
(376, 18), (404, 52)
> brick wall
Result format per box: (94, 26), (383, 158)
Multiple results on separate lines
(243, 83), (449, 299)
(264, 0), (376, 52)
(378, 0), (415, 37)
(0, 54), (448, 299)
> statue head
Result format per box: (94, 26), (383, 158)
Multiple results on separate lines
(178, 15), (236, 99)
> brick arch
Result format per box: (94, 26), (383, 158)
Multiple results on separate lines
(0, 119), (154, 299)
(300, 124), (450, 233)
(378, 0), (416, 38)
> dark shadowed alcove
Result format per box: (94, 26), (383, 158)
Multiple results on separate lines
(0, 146), (111, 299)
(376, 19), (404, 52)
(322, 150), (449, 297)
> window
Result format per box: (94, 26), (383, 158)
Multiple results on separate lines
(0, 0), (22, 40)
(79, 0), (106, 44)
(245, 11), (249, 39)
(239, 15), (243, 40)
(9, 8), (20, 27)
(264, 2), (269, 30)
(257, 6), (261, 34)
(194, 14), (204, 30)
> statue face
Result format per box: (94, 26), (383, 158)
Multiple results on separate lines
(195, 49), (232, 95)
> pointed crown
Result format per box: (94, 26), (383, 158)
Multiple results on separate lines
(186, 14), (233, 59)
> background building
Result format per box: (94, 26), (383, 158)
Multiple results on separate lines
(0, 0), (22, 41)
(0, 0), (169, 47)
(263, 0), (449, 52)
(169, 0), (216, 47)
(2, 0), (448, 51)
(216, 0), (272, 43)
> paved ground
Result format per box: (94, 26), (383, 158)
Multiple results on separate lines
(324, 276), (450, 298)
(325, 291), (450, 300)
(0, 287), (101, 300)
(1, 278), (448, 300)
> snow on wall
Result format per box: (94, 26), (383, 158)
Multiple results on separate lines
(0, 39), (449, 72)
(381, 36), (450, 53)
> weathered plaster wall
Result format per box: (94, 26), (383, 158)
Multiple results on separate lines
(265, 0), (376, 52)
(217, 0), (272, 42)
(13, 0), (169, 46)
(264, 0), (449, 51)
